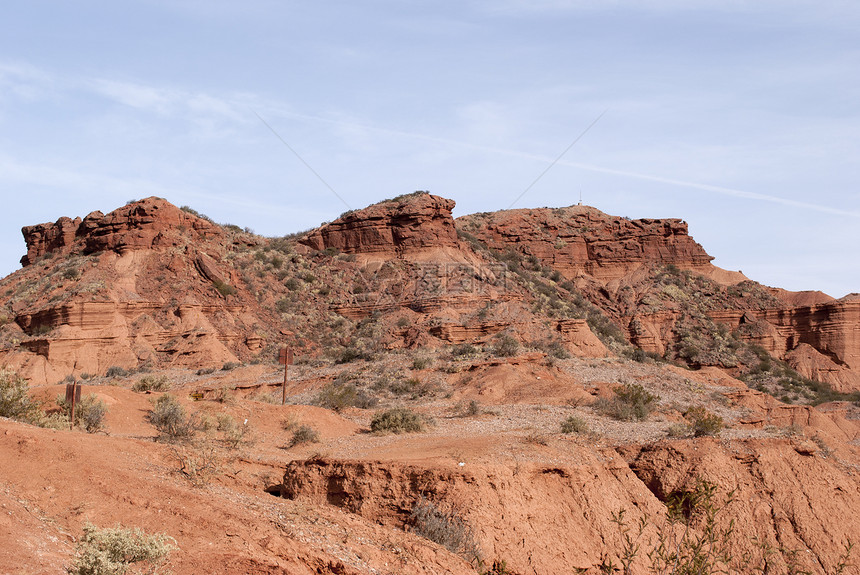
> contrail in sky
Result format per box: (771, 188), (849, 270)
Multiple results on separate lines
(270, 109), (860, 219)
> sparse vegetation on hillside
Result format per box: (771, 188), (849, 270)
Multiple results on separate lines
(595, 383), (659, 422)
(56, 393), (108, 433)
(68, 523), (176, 575)
(288, 424), (320, 447)
(0, 367), (40, 422)
(314, 382), (378, 412)
(409, 496), (482, 565)
(560, 414), (588, 434)
(132, 375), (171, 392)
(370, 407), (427, 433)
(148, 394), (196, 440)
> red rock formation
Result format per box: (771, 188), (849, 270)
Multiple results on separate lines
(20, 216), (82, 266)
(282, 438), (860, 574)
(20, 197), (219, 266)
(458, 205), (715, 281)
(300, 192), (459, 256)
(710, 295), (860, 392)
(81, 197), (219, 254)
(555, 318), (609, 357)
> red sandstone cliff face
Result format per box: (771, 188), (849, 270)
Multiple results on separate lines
(280, 438), (860, 574)
(2, 198), (261, 384)
(300, 192), (459, 257)
(5, 194), (860, 393)
(20, 197), (220, 266)
(709, 295), (860, 392)
(458, 206), (718, 282)
(460, 206), (860, 393)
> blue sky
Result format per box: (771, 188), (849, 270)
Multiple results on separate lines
(1, 0), (858, 297)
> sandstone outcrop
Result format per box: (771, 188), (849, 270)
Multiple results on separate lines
(300, 192), (459, 257)
(460, 205), (860, 392)
(710, 294), (860, 392)
(458, 205), (718, 282)
(281, 438), (860, 574)
(20, 197), (220, 265)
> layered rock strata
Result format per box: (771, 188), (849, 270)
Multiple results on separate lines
(300, 192), (459, 256)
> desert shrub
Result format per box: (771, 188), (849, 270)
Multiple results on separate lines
(667, 423), (691, 438)
(0, 367), (40, 422)
(595, 383), (659, 422)
(172, 441), (220, 487)
(451, 343), (478, 357)
(606, 480), (734, 575)
(409, 496), (482, 564)
(336, 343), (374, 364)
(132, 375), (171, 393)
(314, 382), (377, 412)
(221, 361), (240, 371)
(396, 317), (411, 328)
(215, 414), (250, 449)
(77, 395), (108, 433)
(196, 367), (216, 376)
(539, 339), (570, 359)
(67, 523), (176, 575)
(289, 424), (320, 447)
(412, 355), (431, 370)
(378, 376), (439, 399)
(62, 267), (81, 281)
(452, 399), (481, 417)
(105, 366), (130, 378)
(56, 393), (108, 433)
(284, 278), (301, 291)
(148, 395), (195, 440)
(491, 334), (520, 358)
(212, 387), (235, 404)
(212, 280), (237, 297)
(560, 414), (588, 434)
(686, 406), (724, 437)
(275, 297), (292, 313)
(36, 412), (71, 430)
(370, 407), (426, 434)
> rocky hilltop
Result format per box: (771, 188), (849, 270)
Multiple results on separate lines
(1, 193), (859, 574)
(460, 206), (860, 393)
(300, 192), (460, 257)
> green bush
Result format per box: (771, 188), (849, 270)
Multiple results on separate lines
(132, 375), (171, 392)
(377, 376), (438, 399)
(56, 393), (108, 433)
(451, 343), (478, 357)
(0, 367), (40, 422)
(409, 496), (482, 564)
(314, 382), (377, 412)
(68, 523), (176, 575)
(491, 334), (520, 358)
(686, 406), (724, 437)
(105, 366), (130, 378)
(289, 424), (320, 447)
(370, 407), (426, 434)
(595, 383), (659, 422)
(560, 414), (588, 434)
(148, 395), (195, 440)
(212, 280), (237, 297)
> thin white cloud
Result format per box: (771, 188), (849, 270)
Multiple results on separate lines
(90, 79), (177, 114)
(262, 109), (860, 219)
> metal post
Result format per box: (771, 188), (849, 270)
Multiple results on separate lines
(279, 347), (293, 405)
(282, 362), (288, 405)
(67, 380), (80, 430)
